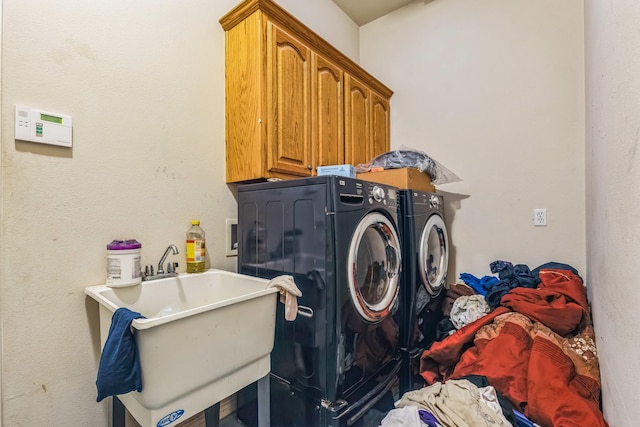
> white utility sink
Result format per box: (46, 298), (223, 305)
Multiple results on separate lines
(85, 269), (277, 427)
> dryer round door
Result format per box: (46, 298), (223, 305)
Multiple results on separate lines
(347, 212), (401, 323)
(418, 214), (449, 296)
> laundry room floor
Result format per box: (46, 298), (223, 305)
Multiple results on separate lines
(224, 408), (388, 427)
(220, 414), (246, 427)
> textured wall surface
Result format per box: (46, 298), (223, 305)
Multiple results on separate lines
(9, 0), (634, 425)
(360, 0), (586, 280)
(0, 0), (356, 425)
(585, 0), (640, 425)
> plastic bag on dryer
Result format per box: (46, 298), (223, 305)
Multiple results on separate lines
(355, 145), (462, 185)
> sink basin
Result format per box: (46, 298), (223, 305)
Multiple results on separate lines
(85, 269), (277, 427)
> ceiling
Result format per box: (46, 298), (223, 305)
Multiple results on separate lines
(331, 0), (415, 26)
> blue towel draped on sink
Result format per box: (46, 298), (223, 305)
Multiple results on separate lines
(96, 307), (146, 402)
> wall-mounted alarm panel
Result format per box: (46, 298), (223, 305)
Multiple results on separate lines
(15, 105), (72, 147)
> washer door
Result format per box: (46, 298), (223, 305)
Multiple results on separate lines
(418, 214), (449, 296)
(347, 212), (401, 323)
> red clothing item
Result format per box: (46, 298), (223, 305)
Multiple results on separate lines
(501, 269), (590, 336)
(420, 269), (608, 427)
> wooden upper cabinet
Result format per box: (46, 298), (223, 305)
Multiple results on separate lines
(344, 74), (371, 167)
(220, 0), (392, 183)
(267, 24), (313, 177)
(223, 11), (265, 183)
(345, 76), (391, 168)
(313, 54), (343, 168)
(370, 90), (390, 161)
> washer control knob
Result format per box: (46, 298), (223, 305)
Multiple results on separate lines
(429, 195), (440, 208)
(372, 186), (385, 202)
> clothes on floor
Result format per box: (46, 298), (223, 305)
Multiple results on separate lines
(513, 410), (541, 427)
(393, 378), (513, 427)
(435, 317), (456, 341)
(531, 261), (582, 280)
(379, 405), (430, 427)
(489, 260), (513, 274)
(418, 409), (440, 427)
(457, 274), (498, 297)
(459, 375), (518, 427)
(420, 268), (608, 427)
(449, 295), (490, 330)
(442, 282), (476, 316)
(485, 263), (540, 309)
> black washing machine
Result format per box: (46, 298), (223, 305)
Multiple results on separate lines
(237, 176), (403, 427)
(397, 190), (449, 395)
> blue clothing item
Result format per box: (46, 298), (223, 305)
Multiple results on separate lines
(418, 409), (439, 427)
(96, 307), (145, 402)
(485, 262), (540, 309)
(459, 273), (499, 296)
(513, 409), (538, 427)
(489, 260), (513, 274)
(532, 261), (582, 280)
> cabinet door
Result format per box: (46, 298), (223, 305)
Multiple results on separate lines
(344, 74), (370, 167)
(224, 11), (265, 183)
(370, 90), (390, 159)
(312, 54), (343, 169)
(267, 23), (313, 177)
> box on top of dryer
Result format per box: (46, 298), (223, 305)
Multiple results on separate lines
(356, 167), (436, 192)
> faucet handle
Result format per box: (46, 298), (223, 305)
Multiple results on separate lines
(167, 262), (178, 274)
(144, 265), (154, 277)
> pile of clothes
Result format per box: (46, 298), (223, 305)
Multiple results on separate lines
(381, 262), (609, 427)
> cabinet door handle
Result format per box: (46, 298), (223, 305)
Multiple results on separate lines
(307, 165), (313, 170)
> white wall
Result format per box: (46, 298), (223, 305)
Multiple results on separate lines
(9, 0), (630, 425)
(585, 0), (640, 425)
(360, 0), (586, 280)
(279, 0), (359, 61)
(0, 2), (3, 423)
(0, 0), (357, 425)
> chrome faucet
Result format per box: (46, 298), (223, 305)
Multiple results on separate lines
(157, 244), (179, 274)
(143, 244), (179, 281)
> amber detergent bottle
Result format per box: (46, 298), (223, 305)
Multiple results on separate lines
(186, 220), (206, 273)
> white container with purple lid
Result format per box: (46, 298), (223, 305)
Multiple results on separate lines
(106, 239), (142, 287)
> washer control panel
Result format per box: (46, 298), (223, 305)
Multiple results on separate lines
(372, 186), (385, 201)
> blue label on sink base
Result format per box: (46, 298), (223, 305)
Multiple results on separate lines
(157, 409), (184, 426)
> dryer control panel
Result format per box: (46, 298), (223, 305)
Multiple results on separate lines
(362, 182), (397, 209)
(412, 191), (444, 215)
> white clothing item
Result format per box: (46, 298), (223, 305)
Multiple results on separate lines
(266, 275), (302, 321)
(395, 379), (512, 427)
(478, 386), (514, 427)
(450, 294), (490, 329)
(379, 405), (423, 427)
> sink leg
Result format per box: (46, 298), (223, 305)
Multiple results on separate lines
(257, 374), (270, 427)
(204, 402), (220, 427)
(112, 396), (125, 427)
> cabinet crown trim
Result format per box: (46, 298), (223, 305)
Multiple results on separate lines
(219, 0), (393, 98)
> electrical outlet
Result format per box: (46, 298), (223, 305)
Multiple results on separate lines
(534, 208), (547, 226)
